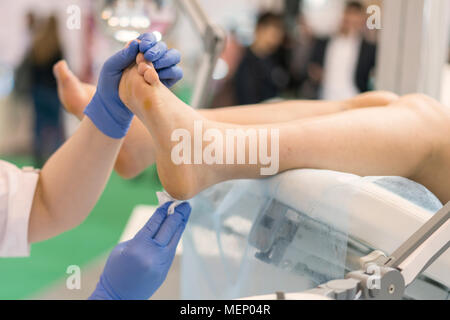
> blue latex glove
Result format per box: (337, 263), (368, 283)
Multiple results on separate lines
(89, 201), (191, 300)
(85, 33), (183, 139)
(84, 40), (140, 139)
(138, 33), (183, 88)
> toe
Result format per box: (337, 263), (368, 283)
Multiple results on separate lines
(138, 62), (150, 76)
(136, 52), (145, 64)
(53, 60), (76, 87)
(143, 64), (160, 86)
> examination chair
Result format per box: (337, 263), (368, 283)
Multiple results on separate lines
(180, 169), (450, 300)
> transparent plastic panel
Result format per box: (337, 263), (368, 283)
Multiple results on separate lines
(181, 177), (350, 299)
(180, 170), (445, 300)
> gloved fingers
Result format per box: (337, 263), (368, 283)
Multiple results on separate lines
(153, 212), (184, 247)
(175, 201), (192, 220)
(167, 223), (186, 252)
(153, 49), (181, 70)
(125, 39), (137, 48)
(158, 66), (183, 82)
(153, 202), (191, 247)
(158, 67), (183, 88)
(103, 40), (140, 75)
(138, 32), (157, 42)
(138, 33), (158, 53)
(161, 79), (179, 88)
(135, 201), (172, 240)
(143, 41), (168, 62)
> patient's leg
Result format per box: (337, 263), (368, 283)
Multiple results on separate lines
(137, 54), (399, 124)
(120, 64), (450, 202)
(200, 91), (399, 125)
(56, 56), (398, 179)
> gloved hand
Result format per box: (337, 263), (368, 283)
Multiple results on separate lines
(89, 201), (191, 300)
(84, 40), (140, 139)
(137, 33), (183, 88)
(84, 33), (183, 139)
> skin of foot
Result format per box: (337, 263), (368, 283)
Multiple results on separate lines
(119, 60), (213, 199)
(53, 60), (96, 119)
(119, 58), (276, 200)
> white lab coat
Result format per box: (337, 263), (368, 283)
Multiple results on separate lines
(0, 160), (39, 257)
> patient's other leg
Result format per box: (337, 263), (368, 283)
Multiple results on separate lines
(200, 97), (449, 202)
(279, 95), (450, 204)
(137, 54), (399, 124)
(201, 91), (400, 125)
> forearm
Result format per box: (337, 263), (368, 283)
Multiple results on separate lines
(66, 82), (154, 179)
(28, 118), (123, 243)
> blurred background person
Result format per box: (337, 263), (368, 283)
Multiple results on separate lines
(233, 12), (288, 105)
(13, 12), (36, 102)
(209, 29), (244, 108)
(286, 14), (316, 99)
(307, 1), (376, 100)
(27, 15), (65, 166)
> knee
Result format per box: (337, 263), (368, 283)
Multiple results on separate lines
(350, 91), (400, 108)
(371, 90), (400, 104)
(397, 93), (438, 108)
(114, 152), (141, 180)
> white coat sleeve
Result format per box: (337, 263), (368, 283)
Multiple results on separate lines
(0, 160), (39, 257)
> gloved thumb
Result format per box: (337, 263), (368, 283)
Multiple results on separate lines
(104, 40), (140, 75)
(134, 201), (172, 241)
(173, 202), (191, 223)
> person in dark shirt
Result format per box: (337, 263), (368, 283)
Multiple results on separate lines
(307, 1), (377, 100)
(28, 15), (65, 166)
(234, 12), (287, 105)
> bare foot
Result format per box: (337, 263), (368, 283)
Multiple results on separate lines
(53, 60), (96, 119)
(119, 63), (216, 199)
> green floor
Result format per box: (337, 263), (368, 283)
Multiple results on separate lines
(0, 156), (162, 299)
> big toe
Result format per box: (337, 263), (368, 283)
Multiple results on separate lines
(138, 61), (151, 76)
(141, 63), (160, 86)
(53, 60), (76, 86)
(136, 52), (146, 65)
